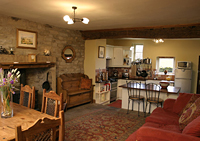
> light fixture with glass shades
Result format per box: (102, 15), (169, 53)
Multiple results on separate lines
(63, 6), (89, 25)
(153, 39), (164, 43)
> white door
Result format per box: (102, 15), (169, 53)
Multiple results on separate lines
(175, 69), (192, 79)
(175, 79), (192, 93)
(113, 48), (123, 66)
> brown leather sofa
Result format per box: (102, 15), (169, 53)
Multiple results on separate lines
(57, 73), (94, 109)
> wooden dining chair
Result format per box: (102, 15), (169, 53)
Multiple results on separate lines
(15, 110), (64, 141)
(126, 80), (145, 117)
(20, 84), (35, 109)
(41, 89), (63, 117)
(145, 83), (163, 114)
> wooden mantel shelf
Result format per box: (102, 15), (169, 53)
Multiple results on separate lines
(0, 62), (55, 69)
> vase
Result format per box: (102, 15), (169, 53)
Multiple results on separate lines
(1, 87), (13, 118)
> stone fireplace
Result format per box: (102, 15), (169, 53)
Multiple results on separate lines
(0, 54), (56, 109)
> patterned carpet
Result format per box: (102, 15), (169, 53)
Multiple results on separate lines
(107, 100), (122, 108)
(65, 108), (146, 141)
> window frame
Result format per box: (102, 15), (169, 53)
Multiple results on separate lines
(130, 44), (144, 61)
(156, 56), (175, 74)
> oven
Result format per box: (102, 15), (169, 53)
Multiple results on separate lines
(110, 81), (118, 102)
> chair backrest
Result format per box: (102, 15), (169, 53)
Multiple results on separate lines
(41, 89), (63, 117)
(15, 110), (64, 141)
(145, 83), (161, 101)
(20, 84), (35, 109)
(126, 80), (141, 98)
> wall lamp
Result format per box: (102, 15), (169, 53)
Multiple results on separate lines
(63, 6), (89, 24)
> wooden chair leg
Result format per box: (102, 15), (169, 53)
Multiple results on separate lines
(149, 103), (151, 114)
(127, 99), (130, 114)
(145, 101), (148, 117)
(132, 100), (134, 111)
(143, 99), (145, 117)
(138, 101), (140, 117)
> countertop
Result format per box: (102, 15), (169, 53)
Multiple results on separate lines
(117, 78), (174, 83)
(119, 83), (180, 94)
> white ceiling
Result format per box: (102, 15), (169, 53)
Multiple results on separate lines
(0, 0), (200, 31)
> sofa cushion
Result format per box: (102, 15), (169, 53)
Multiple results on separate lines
(143, 122), (181, 133)
(80, 77), (92, 90)
(182, 116), (200, 137)
(179, 97), (200, 130)
(172, 93), (193, 115)
(145, 107), (179, 125)
(179, 94), (200, 116)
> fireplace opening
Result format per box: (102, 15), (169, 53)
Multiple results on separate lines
(3, 69), (39, 110)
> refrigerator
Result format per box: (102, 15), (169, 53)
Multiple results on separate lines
(175, 69), (192, 93)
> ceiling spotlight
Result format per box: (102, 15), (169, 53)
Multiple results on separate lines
(153, 39), (164, 43)
(63, 6), (89, 24)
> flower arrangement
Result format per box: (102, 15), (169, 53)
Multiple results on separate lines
(0, 68), (20, 118)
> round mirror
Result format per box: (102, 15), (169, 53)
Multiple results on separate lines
(61, 46), (76, 63)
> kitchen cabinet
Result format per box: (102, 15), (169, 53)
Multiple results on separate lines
(106, 46), (113, 59)
(106, 46), (131, 67)
(95, 81), (110, 105)
(113, 48), (123, 66)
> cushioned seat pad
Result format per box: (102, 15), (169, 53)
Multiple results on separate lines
(145, 107), (179, 125)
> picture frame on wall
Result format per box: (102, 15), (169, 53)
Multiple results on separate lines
(28, 54), (36, 62)
(98, 46), (105, 58)
(17, 29), (37, 49)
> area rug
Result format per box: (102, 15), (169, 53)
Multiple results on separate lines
(107, 100), (122, 108)
(65, 108), (146, 141)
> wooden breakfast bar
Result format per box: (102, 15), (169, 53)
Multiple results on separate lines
(0, 102), (57, 140)
(119, 83), (181, 113)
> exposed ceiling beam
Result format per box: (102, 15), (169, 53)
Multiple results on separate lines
(80, 23), (200, 40)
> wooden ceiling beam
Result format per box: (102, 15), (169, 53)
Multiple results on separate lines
(80, 23), (200, 40)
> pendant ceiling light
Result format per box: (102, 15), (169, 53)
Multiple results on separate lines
(153, 39), (164, 43)
(63, 6), (89, 24)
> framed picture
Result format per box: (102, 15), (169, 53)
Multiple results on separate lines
(28, 54), (36, 62)
(17, 29), (37, 49)
(98, 46), (105, 58)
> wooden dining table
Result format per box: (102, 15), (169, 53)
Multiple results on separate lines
(0, 102), (57, 140)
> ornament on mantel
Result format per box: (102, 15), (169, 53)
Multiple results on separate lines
(44, 49), (51, 56)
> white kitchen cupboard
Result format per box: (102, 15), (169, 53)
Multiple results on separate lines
(95, 81), (110, 105)
(106, 46), (113, 59)
(113, 48), (123, 66)
(106, 47), (131, 67)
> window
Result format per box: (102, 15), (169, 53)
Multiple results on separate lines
(157, 57), (175, 74)
(130, 44), (143, 61)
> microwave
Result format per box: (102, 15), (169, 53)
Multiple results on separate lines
(177, 61), (191, 69)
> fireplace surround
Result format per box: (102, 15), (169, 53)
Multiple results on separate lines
(0, 54), (56, 109)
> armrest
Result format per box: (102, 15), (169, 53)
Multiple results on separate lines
(163, 98), (176, 111)
(135, 126), (200, 141)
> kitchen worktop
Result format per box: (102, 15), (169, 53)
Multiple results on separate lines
(119, 83), (180, 94)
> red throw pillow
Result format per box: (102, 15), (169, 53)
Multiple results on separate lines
(179, 97), (200, 130)
(80, 77), (92, 90)
(182, 116), (200, 136)
(172, 93), (193, 115)
(179, 94), (200, 116)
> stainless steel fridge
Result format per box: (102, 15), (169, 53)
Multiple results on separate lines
(175, 69), (192, 93)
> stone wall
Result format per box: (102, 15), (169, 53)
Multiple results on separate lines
(0, 14), (85, 108)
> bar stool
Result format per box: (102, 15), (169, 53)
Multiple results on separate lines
(126, 80), (145, 117)
(145, 83), (163, 114)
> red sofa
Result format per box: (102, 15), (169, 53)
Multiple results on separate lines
(126, 93), (200, 141)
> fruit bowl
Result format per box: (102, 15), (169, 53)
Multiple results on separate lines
(159, 82), (170, 89)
